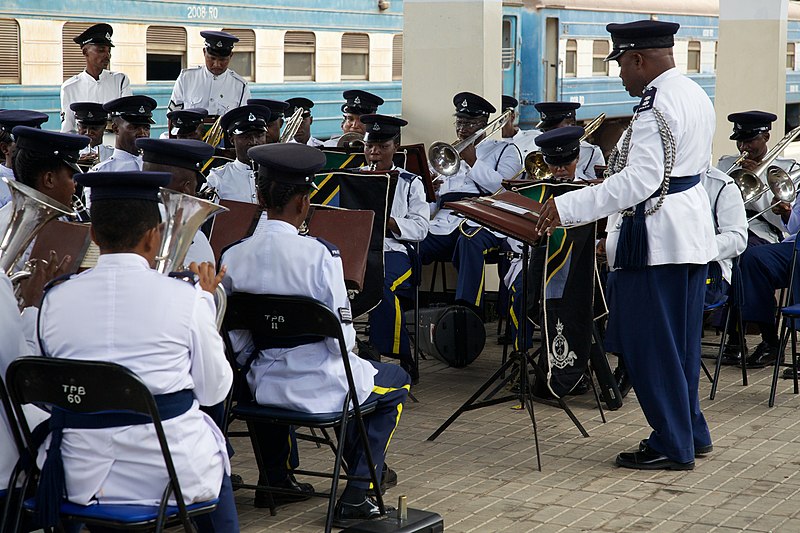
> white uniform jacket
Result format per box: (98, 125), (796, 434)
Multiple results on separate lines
(556, 67), (718, 267)
(90, 148), (143, 173)
(169, 66), (250, 117)
(206, 159), (258, 204)
(717, 155), (796, 244)
(380, 166), (429, 254)
(60, 70), (132, 133)
(506, 128), (541, 161)
(701, 167), (748, 283)
(37, 253), (231, 506)
(0, 165), (14, 207)
(430, 139), (522, 235)
(185, 230), (215, 266)
(222, 217), (377, 413)
(576, 141), (606, 181)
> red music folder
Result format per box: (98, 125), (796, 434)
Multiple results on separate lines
(445, 191), (543, 246)
(29, 220), (92, 274)
(306, 207), (374, 291)
(209, 199), (262, 263)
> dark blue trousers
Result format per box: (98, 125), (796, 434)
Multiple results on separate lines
(740, 240), (798, 324)
(419, 230), (459, 265)
(452, 228), (505, 307)
(507, 273), (533, 352)
(604, 264), (710, 464)
(369, 252), (414, 364)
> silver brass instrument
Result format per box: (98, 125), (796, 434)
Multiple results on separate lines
(337, 132), (365, 150)
(155, 189), (229, 328)
(0, 178), (75, 283)
(279, 106), (305, 143)
(429, 109), (513, 177)
(725, 151), (749, 175)
(746, 165), (800, 221)
(730, 126), (800, 205)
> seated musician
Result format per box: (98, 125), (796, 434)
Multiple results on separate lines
(323, 90), (384, 147)
(166, 108), (208, 140)
(206, 104), (271, 204)
(501, 94), (540, 161)
(0, 110), (49, 207)
(222, 143), (410, 526)
(286, 97), (325, 147)
(534, 101), (605, 181)
(358, 114), (429, 382)
(70, 102), (114, 167)
(37, 170), (237, 532)
(247, 99), (290, 144)
(420, 92), (522, 316)
(90, 95), (157, 174)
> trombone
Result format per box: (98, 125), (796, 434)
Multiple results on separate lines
(746, 165), (800, 222)
(279, 106), (305, 143)
(429, 109), (513, 177)
(730, 125), (800, 205)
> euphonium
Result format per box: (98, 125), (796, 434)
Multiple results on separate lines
(730, 125), (800, 205)
(429, 109), (513, 177)
(337, 131), (365, 150)
(155, 189), (229, 328)
(279, 106), (305, 143)
(0, 178), (75, 283)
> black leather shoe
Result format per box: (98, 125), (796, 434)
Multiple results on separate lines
(613, 366), (632, 398)
(230, 473), (243, 491)
(367, 465), (398, 497)
(332, 498), (394, 528)
(782, 367), (800, 380)
(254, 475), (314, 508)
(746, 341), (779, 368)
(616, 445), (694, 470)
(639, 439), (712, 457)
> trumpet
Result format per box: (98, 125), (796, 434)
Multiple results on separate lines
(337, 132), (365, 150)
(429, 109), (513, 177)
(730, 125), (800, 205)
(279, 106), (305, 143)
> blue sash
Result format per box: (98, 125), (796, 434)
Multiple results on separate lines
(36, 389), (194, 526)
(614, 175), (700, 271)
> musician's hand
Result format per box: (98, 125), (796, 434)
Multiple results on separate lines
(459, 143), (477, 167)
(387, 217), (401, 236)
(740, 158), (759, 172)
(535, 198), (562, 237)
(189, 262), (226, 294)
(18, 251), (71, 309)
(771, 197), (793, 221)
(596, 238), (607, 258)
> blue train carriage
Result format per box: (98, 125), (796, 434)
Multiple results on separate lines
(502, 0), (800, 154)
(0, 0), (405, 139)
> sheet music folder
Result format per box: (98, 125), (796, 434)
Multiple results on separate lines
(445, 190), (543, 246)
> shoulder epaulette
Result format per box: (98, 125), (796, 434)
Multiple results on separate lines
(397, 169), (418, 183)
(312, 236), (341, 257)
(43, 273), (75, 295)
(168, 270), (199, 285)
(637, 87), (657, 113)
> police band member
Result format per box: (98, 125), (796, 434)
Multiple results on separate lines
(535, 101), (605, 181)
(360, 114), (429, 382)
(70, 102), (114, 167)
(420, 92), (522, 314)
(222, 143), (410, 525)
(37, 170), (237, 532)
(0, 110), (49, 207)
(137, 138), (217, 265)
(323, 90), (385, 147)
(286, 97), (324, 147)
(501, 94), (541, 161)
(537, 20), (717, 470)
(91, 95), (157, 174)
(717, 111), (796, 246)
(169, 31), (251, 117)
(205, 104), (271, 204)
(166, 108), (209, 140)
(60, 23), (131, 134)
(247, 98), (290, 144)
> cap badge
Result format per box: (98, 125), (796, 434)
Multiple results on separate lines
(461, 99), (468, 108)
(138, 106), (145, 114)
(248, 113), (256, 122)
(354, 96), (361, 105)
(87, 111), (93, 118)
(373, 123), (381, 131)
(176, 118), (183, 124)
(555, 146), (563, 152)
(105, 32), (111, 40)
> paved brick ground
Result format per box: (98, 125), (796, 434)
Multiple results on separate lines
(228, 328), (800, 532)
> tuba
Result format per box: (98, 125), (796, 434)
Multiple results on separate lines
(429, 109), (513, 177)
(279, 106), (305, 143)
(0, 178), (75, 283)
(155, 189), (229, 328)
(730, 125), (800, 205)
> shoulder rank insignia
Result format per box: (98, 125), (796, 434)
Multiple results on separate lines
(339, 307), (353, 323)
(637, 86), (657, 113)
(168, 270), (199, 285)
(314, 237), (341, 257)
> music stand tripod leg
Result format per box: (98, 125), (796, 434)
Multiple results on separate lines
(518, 242), (542, 471)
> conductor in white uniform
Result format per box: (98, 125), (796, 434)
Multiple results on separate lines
(60, 24), (131, 134)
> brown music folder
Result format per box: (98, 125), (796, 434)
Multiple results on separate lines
(400, 143), (436, 202)
(209, 200), (262, 263)
(306, 207), (374, 291)
(445, 191), (543, 246)
(29, 220), (92, 275)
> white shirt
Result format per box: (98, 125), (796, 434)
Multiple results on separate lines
(185, 230), (215, 266)
(717, 155), (796, 244)
(206, 159), (258, 204)
(701, 167), (748, 283)
(222, 217), (377, 413)
(60, 70), (131, 133)
(0, 164), (14, 207)
(556, 67), (718, 267)
(90, 148), (143, 173)
(169, 66), (250, 117)
(380, 166), (429, 254)
(430, 138), (522, 235)
(506, 128), (541, 161)
(576, 141), (606, 181)
(37, 253), (231, 506)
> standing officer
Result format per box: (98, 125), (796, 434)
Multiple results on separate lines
(60, 23), (131, 134)
(206, 104), (271, 203)
(70, 102), (114, 167)
(501, 95), (541, 163)
(247, 98), (290, 144)
(91, 95), (157, 173)
(286, 97), (324, 147)
(165, 108), (208, 140)
(360, 114), (429, 383)
(0, 110), (49, 207)
(534, 101), (605, 180)
(537, 20), (718, 470)
(323, 90), (384, 147)
(169, 31), (251, 117)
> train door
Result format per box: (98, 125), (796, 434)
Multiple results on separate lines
(544, 17), (559, 101)
(502, 15), (519, 98)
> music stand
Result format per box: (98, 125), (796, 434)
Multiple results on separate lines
(426, 193), (590, 471)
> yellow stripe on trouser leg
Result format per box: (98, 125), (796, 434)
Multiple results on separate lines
(286, 432), (292, 471)
(366, 385), (410, 489)
(384, 403), (404, 453)
(389, 268), (412, 354)
(474, 246), (499, 307)
(510, 292), (520, 351)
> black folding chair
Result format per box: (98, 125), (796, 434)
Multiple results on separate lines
(6, 357), (218, 532)
(0, 373), (30, 533)
(221, 293), (386, 533)
(770, 238), (800, 407)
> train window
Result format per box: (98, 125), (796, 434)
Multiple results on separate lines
(714, 41), (718, 71)
(0, 19), (20, 84)
(565, 39), (577, 77)
(393, 34), (403, 80)
(285, 31), (316, 81)
(342, 33), (370, 80)
(592, 41), (609, 76)
(788, 43), (796, 70)
(501, 20), (515, 70)
(687, 41), (701, 73)
(146, 26), (186, 81)
(63, 22), (96, 81)
(222, 28), (255, 81)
